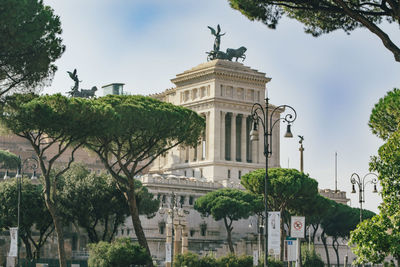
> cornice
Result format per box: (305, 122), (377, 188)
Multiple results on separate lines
(171, 60), (271, 87)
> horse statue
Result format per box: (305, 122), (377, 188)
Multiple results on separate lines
(226, 46), (247, 61)
(206, 46), (247, 62)
(80, 86), (98, 98)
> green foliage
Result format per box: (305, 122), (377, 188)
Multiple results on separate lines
(358, 88), (400, 265)
(384, 260), (396, 267)
(173, 252), (270, 267)
(0, 93), (111, 266)
(0, 0), (64, 96)
(302, 194), (332, 237)
(227, 0), (400, 62)
(369, 88), (400, 140)
(82, 94), (205, 262)
(173, 251), (201, 267)
(370, 130), (400, 214)
(350, 212), (400, 264)
(135, 179), (160, 218)
(1, 94), (108, 142)
(321, 200), (374, 265)
(0, 178), (53, 259)
(302, 246), (324, 267)
(59, 163), (159, 243)
(199, 255), (218, 267)
(265, 257), (285, 267)
(194, 188), (263, 252)
(59, 163), (129, 243)
(85, 94), (205, 179)
(217, 254), (253, 267)
(194, 188), (263, 221)
(88, 238), (150, 267)
(322, 203), (370, 239)
(369, 91), (400, 218)
(241, 168), (319, 257)
(0, 150), (20, 169)
(241, 168), (318, 212)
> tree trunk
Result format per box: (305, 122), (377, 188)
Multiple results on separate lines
(34, 247), (40, 259)
(21, 235), (33, 260)
(332, 238), (340, 267)
(311, 224), (319, 243)
(223, 217), (235, 253)
(280, 209), (285, 261)
(332, 0), (400, 62)
(321, 231), (330, 267)
(126, 180), (154, 267)
(45, 199), (67, 267)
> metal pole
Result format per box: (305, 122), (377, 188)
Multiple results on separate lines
(17, 163), (21, 267)
(335, 152), (338, 192)
(359, 187), (363, 223)
(171, 207), (174, 267)
(251, 97), (297, 267)
(264, 97), (269, 267)
(258, 216), (262, 260)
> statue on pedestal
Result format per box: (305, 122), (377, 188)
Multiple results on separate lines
(206, 24), (247, 62)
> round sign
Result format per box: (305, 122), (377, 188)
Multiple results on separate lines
(293, 220), (303, 230)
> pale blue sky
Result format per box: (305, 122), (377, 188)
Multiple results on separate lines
(43, 0), (400, 212)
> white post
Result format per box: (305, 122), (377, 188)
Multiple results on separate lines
(296, 238), (301, 267)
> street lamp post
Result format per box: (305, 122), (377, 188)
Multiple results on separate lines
(350, 172), (378, 223)
(15, 156), (38, 267)
(250, 97), (297, 267)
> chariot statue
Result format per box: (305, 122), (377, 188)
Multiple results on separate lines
(206, 24), (247, 62)
(67, 69), (97, 98)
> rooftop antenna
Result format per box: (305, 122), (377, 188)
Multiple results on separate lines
(335, 152), (338, 193)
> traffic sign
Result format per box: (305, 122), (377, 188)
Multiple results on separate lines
(290, 216), (305, 238)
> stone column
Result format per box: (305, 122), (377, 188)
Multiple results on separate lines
(211, 109), (219, 161)
(299, 143), (304, 173)
(205, 111), (210, 160)
(241, 114), (247, 163)
(231, 113), (236, 162)
(220, 111), (226, 160)
(200, 112), (208, 160)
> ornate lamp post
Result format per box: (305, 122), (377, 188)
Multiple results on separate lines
(350, 172), (378, 223)
(159, 193), (189, 267)
(250, 97), (297, 267)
